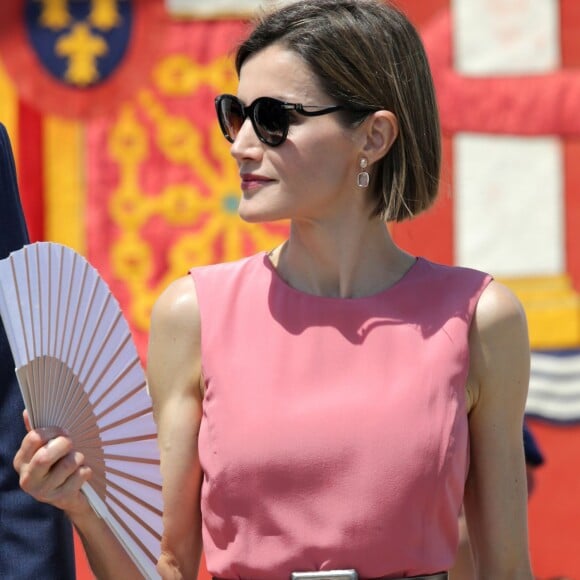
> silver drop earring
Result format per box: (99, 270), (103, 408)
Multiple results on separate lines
(357, 157), (370, 188)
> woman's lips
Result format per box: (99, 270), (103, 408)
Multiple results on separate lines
(240, 174), (274, 190)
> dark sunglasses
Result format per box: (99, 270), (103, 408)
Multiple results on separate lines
(215, 93), (373, 147)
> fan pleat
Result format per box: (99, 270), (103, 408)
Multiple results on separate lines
(50, 361), (84, 427)
(0, 243), (163, 579)
(108, 487), (163, 543)
(105, 454), (160, 468)
(10, 256), (38, 418)
(106, 423), (157, 446)
(106, 492), (161, 565)
(107, 472), (163, 519)
(50, 247), (78, 425)
(92, 358), (145, 412)
(107, 490), (162, 556)
(82, 317), (131, 396)
(28, 247), (46, 419)
(83, 483), (159, 578)
(55, 248), (77, 365)
(14, 368), (35, 425)
(107, 461), (163, 489)
(18, 248), (36, 361)
(62, 254), (88, 368)
(0, 264), (19, 362)
(0, 251), (28, 365)
(95, 383), (150, 428)
(85, 479), (108, 506)
(98, 405), (153, 434)
(66, 271), (102, 384)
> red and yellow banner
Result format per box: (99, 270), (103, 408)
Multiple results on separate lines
(85, 17), (288, 354)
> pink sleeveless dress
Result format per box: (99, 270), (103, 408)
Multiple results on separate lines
(190, 253), (491, 580)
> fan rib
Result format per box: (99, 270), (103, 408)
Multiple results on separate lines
(15, 368), (34, 425)
(97, 405), (153, 434)
(10, 256), (37, 423)
(82, 484), (160, 578)
(47, 246), (65, 425)
(106, 491), (162, 563)
(24, 248), (43, 424)
(80, 310), (125, 395)
(50, 248), (78, 428)
(106, 477), (163, 517)
(67, 266), (99, 376)
(45, 245), (55, 424)
(56, 249), (77, 363)
(102, 432), (158, 448)
(88, 332), (133, 399)
(62, 254), (88, 368)
(23, 247), (39, 360)
(75, 291), (115, 383)
(52, 245), (66, 359)
(67, 404), (104, 439)
(52, 364), (88, 429)
(30, 246), (47, 424)
(93, 372), (146, 420)
(107, 491), (162, 544)
(105, 452), (159, 466)
(107, 465), (162, 491)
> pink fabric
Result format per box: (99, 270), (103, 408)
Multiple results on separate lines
(191, 253), (491, 580)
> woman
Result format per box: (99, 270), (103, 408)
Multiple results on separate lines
(14, 1), (533, 579)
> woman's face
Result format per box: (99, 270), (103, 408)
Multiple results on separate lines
(230, 44), (365, 224)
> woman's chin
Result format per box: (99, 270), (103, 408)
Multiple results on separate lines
(238, 205), (286, 224)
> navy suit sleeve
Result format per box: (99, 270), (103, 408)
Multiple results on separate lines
(0, 123), (76, 579)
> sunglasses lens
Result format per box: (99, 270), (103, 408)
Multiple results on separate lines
(254, 98), (287, 146)
(217, 96), (244, 143)
(215, 95), (288, 146)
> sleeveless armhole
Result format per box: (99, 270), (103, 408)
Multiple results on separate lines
(463, 272), (494, 472)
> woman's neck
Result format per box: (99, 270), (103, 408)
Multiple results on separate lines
(268, 218), (415, 299)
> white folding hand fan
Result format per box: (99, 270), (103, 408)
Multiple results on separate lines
(0, 242), (162, 579)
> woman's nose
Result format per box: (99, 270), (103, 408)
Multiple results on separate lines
(229, 118), (263, 161)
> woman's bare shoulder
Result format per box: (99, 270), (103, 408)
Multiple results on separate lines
(473, 280), (527, 334)
(147, 275), (202, 405)
(468, 280), (530, 410)
(150, 275), (200, 333)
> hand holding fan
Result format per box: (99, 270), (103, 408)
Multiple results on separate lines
(0, 242), (162, 579)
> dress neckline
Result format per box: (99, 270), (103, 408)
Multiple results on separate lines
(261, 251), (423, 303)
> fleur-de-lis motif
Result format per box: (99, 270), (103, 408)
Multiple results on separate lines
(56, 22), (108, 86)
(89, 0), (122, 31)
(36, 0), (72, 29)
(36, 0), (122, 31)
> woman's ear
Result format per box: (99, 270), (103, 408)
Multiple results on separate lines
(361, 110), (399, 162)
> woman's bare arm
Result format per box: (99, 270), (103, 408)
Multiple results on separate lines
(147, 275), (204, 580)
(464, 280), (533, 580)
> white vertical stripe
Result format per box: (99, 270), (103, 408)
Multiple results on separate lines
(454, 134), (564, 277)
(165, 0), (284, 17)
(452, 0), (560, 75)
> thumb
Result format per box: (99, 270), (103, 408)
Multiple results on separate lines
(22, 409), (32, 432)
